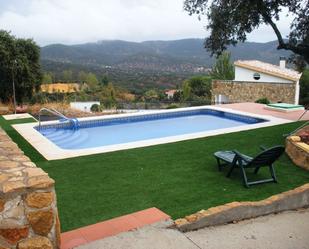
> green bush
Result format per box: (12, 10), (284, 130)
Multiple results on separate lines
(90, 104), (101, 112)
(299, 69), (309, 105)
(255, 98), (270, 104)
(166, 104), (179, 109)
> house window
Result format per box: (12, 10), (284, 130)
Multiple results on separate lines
(253, 73), (260, 80)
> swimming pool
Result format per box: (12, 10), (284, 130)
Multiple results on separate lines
(37, 109), (266, 150)
(13, 106), (290, 160)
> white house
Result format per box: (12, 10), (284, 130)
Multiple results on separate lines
(213, 58), (302, 105)
(70, 101), (100, 113)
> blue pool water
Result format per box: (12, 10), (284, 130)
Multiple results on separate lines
(37, 109), (266, 150)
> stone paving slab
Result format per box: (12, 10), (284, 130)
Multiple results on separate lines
(2, 113), (34, 120)
(219, 102), (309, 121)
(77, 209), (309, 249)
(76, 220), (198, 249)
(186, 209), (309, 249)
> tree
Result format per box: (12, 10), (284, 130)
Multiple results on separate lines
(100, 83), (117, 109)
(184, 0), (309, 64)
(299, 69), (309, 105)
(173, 90), (182, 102)
(211, 52), (234, 80)
(100, 75), (109, 86)
(42, 72), (53, 84)
(182, 76), (212, 100)
(0, 30), (42, 104)
(78, 71), (87, 83)
(62, 70), (73, 82)
(144, 89), (159, 101)
(85, 73), (99, 90)
(182, 81), (192, 101)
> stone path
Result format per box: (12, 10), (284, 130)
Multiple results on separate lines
(76, 209), (309, 249)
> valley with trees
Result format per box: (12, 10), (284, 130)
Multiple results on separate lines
(1, 0), (309, 112)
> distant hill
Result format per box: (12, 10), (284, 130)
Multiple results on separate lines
(41, 39), (291, 72)
(40, 39), (292, 92)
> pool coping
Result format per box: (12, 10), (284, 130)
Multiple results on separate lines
(12, 106), (292, 160)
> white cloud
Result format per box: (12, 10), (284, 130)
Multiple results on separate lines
(0, 0), (294, 46)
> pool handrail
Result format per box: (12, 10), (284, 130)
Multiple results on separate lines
(38, 108), (78, 130)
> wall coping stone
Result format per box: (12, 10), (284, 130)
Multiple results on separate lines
(212, 80), (295, 85)
(175, 183), (309, 232)
(0, 128), (54, 195)
(285, 125), (309, 171)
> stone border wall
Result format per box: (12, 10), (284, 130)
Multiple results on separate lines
(0, 128), (60, 249)
(175, 183), (309, 232)
(211, 80), (296, 104)
(285, 126), (309, 171)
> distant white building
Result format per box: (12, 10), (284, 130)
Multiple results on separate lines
(165, 89), (178, 99)
(212, 58), (302, 105)
(70, 101), (100, 112)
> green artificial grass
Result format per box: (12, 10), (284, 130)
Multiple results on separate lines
(0, 116), (308, 232)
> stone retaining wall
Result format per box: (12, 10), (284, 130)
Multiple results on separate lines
(285, 126), (309, 171)
(0, 128), (60, 249)
(175, 184), (309, 232)
(211, 80), (296, 104)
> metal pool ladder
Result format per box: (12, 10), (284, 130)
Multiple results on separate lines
(38, 108), (80, 130)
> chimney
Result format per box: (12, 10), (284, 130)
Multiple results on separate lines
(279, 56), (286, 69)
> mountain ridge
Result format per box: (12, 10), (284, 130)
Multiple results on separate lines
(41, 38), (291, 72)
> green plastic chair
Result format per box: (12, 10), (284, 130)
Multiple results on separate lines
(214, 145), (285, 187)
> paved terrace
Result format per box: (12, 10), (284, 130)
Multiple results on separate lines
(218, 102), (309, 121)
(76, 209), (309, 249)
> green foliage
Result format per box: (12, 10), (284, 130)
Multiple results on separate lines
(100, 83), (117, 109)
(78, 71), (87, 83)
(101, 98), (116, 109)
(166, 104), (179, 109)
(30, 92), (48, 104)
(255, 98), (270, 104)
(100, 75), (109, 86)
(144, 89), (158, 101)
(42, 72), (53, 84)
(184, 0), (309, 64)
(211, 52), (234, 80)
(182, 75), (212, 101)
(62, 70), (73, 82)
(299, 69), (309, 105)
(0, 30), (42, 104)
(85, 73), (99, 90)
(172, 90), (182, 102)
(90, 104), (101, 112)
(182, 81), (192, 101)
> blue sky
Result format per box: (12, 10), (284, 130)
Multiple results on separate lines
(0, 0), (293, 46)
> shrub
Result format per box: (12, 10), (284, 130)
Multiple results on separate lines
(255, 98), (270, 104)
(166, 104), (179, 109)
(90, 104), (101, 112)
